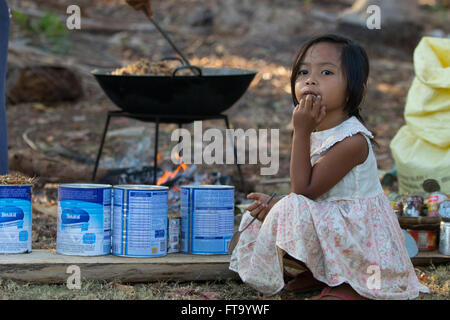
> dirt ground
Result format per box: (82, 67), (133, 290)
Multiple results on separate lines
(3, 0), (450, 300)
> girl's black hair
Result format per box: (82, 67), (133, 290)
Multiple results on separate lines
(290, 34), (370, 124)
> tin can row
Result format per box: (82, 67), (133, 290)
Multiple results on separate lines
(0, 183), (235, 256)
(388, 191), (450, 256)
(388, 192), (450, 218)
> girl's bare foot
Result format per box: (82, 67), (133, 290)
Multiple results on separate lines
(283, 271), (327, 293)
(307, 283), (369, 300)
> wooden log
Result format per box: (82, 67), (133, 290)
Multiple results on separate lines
(410, 250), (450, 267)
(8, 149), (108, 184)
(398, 217), (442, 232)
(338, 0), (421, 25)
(9, 6), (157, 34)
(8, 42), (118, 71)
(398, 217), (442, 225)
(6, 62), (83, 104)
(336, 0), (423, 53)
(0, 250), (239, 283)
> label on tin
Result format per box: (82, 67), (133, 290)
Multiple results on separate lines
(417, 232), (428, 248)
(0, 186), (32, 253)
(427, 193), (447, 217)
(167, 217), (180, 253)
(112, 188), (168, 257)
(57, 187), (111, 256)
(408, 230), (437, 251)
(181, 187), (234, 254)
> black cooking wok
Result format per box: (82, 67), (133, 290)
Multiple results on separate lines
(92, 66), (257, 115)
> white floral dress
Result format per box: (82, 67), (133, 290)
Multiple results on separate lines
(229, 116), (429, 299)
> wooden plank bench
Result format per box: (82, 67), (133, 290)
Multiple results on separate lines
(0, 250), (239, 283)
(0, 249), (448, 284)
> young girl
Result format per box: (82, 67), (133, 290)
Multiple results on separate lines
(229, 34), (429, 300)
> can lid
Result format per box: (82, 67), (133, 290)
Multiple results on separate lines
(422, 179), (440, 193)
(113, 184), (168, 190)
(180, 184), (234, 189)
(59, 183), (112, 188)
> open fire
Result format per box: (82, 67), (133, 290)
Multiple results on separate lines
(156, 152), (188, 186)
(154, 152), (233, 213)
(99, 151), (235, 214)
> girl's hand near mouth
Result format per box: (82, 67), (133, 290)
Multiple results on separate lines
(293, 94), (327, 134)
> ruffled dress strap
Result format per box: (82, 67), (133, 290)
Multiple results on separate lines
(311, 116), (374, 157)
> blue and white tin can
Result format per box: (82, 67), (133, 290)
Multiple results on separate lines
(180, 185), (234, 254)
(112, 185), (168, 257)
(167, 215), (181, 253)
(56, 184), (112, 256)
(0, 185), (32, 254)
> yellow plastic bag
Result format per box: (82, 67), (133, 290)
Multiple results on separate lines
(390, 37), (450, 195)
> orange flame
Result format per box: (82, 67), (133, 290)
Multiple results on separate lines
(157, 152), (163, 166)
(156, 152), (189, 186)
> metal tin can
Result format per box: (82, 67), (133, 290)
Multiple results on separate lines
(403, 196), (423, 217)
(167, 215), (180, 253)
(56, 184), (112, 256)
(439, 200), (450, 219)
(112, 185), (168, 257)
(388, 192), (403, 216)
(407, 230), (437, 251)
(427, 193), (447, 217)
(180, 185), (234, 254)
(0, 184), (32, 254)
(439, 219), (450, 256)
